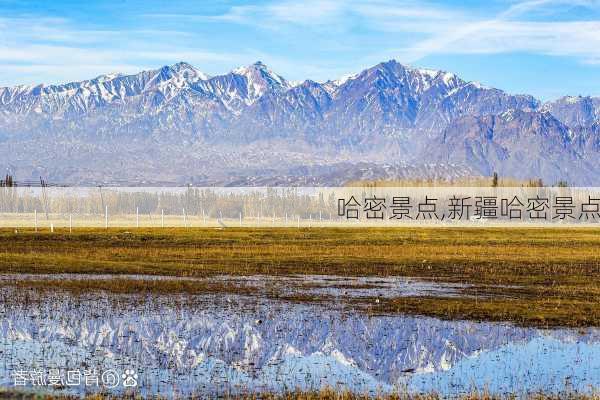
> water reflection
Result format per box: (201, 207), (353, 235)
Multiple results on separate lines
(0, 285), (598, 398)
(0, 273), (471, 299)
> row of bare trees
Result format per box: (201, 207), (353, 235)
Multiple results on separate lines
(0, 187), (341, 218)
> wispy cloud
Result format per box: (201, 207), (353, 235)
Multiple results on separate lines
(411, 20), (600, 63)
(191, 0), (600, 65)
(0, 15), (249, 86)
(400, 0), (600, 62)
(1, 0), (600, 92)
(174, 0), (465, 33)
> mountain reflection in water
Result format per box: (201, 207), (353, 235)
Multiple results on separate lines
(0, 285), (599, 398)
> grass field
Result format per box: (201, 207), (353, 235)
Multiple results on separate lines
(1, 227), (599, 327)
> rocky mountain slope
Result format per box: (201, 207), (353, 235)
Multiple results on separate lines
(0, 60), (597, 185)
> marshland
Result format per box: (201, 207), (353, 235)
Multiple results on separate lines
(1, 227), (599, 327)
(1, 227), (599, 398)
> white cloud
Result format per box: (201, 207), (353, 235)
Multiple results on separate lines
(202, 0), (464, 33)
(201, 0), (600, 65)
(2, 0), (600, 87)
(0, 15), (251, 86)
(401, 0), (600, 63)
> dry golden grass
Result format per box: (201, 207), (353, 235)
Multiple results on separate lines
(1, 227), (599, 327)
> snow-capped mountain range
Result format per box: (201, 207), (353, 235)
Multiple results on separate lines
(0, 60), (598, 185)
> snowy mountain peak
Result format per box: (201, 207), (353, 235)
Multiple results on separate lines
(233, 60), (268, 73)
(333, 73), (359, 87)
(170, 61), (210, 80)
(93, 72), (124, 82)
(232, 61), (290, 99)
(408, 66), (462, 90)
(147, 62), (209, 89)
(541, 95), (600, 128)
(416, 67), (440, 79)
(564, 95), (585, 104)
(465, 81), (488, 90)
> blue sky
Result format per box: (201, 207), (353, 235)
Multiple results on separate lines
(1, 0), (600, 100)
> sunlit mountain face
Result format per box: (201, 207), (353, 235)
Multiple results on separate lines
(0, 60), (598, 186)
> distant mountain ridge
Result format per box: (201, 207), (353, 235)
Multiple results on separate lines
(0, 60), (598, 185)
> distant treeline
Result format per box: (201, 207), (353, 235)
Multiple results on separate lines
(0, 187), (340, 218)
(346, 174), (566, 188)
